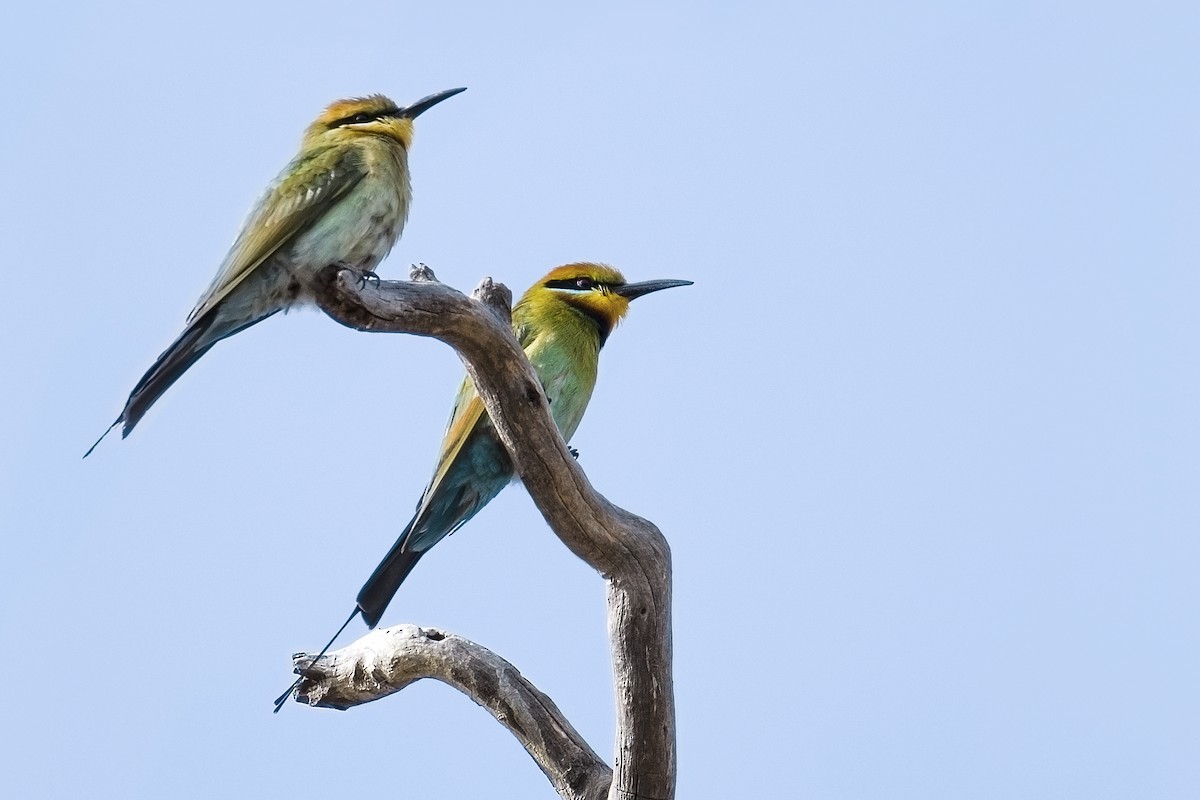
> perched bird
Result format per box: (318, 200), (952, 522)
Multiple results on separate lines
(358, 263), (692, 624)
(275, 263), (691, 710)
(85, 88), (466, 457)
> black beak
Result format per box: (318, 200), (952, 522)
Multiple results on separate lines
(613, 279), (694, 300)
(399, 87), (467, 119)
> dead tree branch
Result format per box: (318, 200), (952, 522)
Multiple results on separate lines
(283, 265), (675, 800)
(291, 625), (612, 800)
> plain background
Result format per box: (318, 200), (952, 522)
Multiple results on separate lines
(3, 3), (1197, 798)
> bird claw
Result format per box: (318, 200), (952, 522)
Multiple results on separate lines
(569, 447), (580, 460)
(356, 270), (381, 289)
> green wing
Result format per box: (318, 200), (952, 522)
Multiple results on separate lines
(416, 322), (536, 513)
(422, 378), (488, 505)
(186, 144), (367, 324)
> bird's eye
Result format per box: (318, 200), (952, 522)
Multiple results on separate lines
(575, 277), (595, 290)
(332, 111), (377, 128)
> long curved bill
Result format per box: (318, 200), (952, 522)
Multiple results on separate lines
(399, 87), (468, 118)
(614, 279), (694, 300)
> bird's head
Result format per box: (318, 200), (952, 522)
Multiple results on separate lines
(304, 88), (466, 149)
(517, 263), (693, 346)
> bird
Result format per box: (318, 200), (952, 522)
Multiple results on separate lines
(85, 87), (466, 457)
(274, 263), (691, 710)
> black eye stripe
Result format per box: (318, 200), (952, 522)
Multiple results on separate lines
(330, 107), (400, 128)
(545, 278), (608, 291)
(331, 113), (371, 127)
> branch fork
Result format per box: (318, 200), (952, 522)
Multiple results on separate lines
(285, 266), (675, 800)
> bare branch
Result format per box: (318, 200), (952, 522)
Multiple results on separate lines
(292, 626), (612, 800)
(294, 267), (676, 800)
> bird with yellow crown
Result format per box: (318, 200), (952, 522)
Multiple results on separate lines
(86, 88), (466, 456)
(275, 262), (691, 709)
(358, 263), (692, 626)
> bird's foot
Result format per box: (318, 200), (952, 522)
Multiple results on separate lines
(356, 269), (381, 290)
(569, 447), (580, 460)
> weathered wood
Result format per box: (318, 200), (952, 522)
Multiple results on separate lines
(286, 265), (675, 800)
(292, 626), (612, 800)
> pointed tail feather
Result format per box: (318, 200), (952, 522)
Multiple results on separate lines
(274, 526), (426, 711)
(272, 606), (361, 713)
(275, 528), (425, 710)
(118, 315), (219, 439)
(84, 315), (213, 457)
(357, 536), (426, 629)
(83, 417), (121, 458)
(276, 501), (442, 709)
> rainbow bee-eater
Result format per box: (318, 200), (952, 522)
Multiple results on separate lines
(276, 264), (690, 709)
(85, 88), (466, 457)
(358, 264), (691, 625)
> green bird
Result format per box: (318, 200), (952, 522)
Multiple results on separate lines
(277, 263), (690, 710)
(86, 88), (465, 456)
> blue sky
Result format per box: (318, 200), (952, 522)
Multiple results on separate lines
(3, 3), (1197, 798)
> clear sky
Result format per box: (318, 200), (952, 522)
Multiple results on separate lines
(3, 2), (1197, 798)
